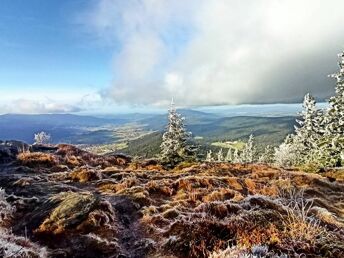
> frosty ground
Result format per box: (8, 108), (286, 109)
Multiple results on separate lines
(0, 143), (343, 258)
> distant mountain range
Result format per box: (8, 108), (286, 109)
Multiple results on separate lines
(0, 109), (295, 152)
(0, 110), (219, 144)
(0, 109), (295, 157)
(0, 114), (125, 143)
(120, 115), (296, 157)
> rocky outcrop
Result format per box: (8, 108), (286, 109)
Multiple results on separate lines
(30, 144), (58, 153)
(0, 140), (29, 164)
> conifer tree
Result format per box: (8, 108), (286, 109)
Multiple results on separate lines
(217, 148), (224, 162)
(205, 150), (213, 162)
(294, 94), (321, 145)
(258, 145), (275, 164)
(292, 93), (323, 164)
(240, 134), (255, 163)
(276, 50), (344, 168)
(233, 149), (240, 163)
(274, 135), (303, 167)
(274, 140), (303, 167)
(160, 99), (195, 167)
(225, 148), (233, 162)
(322, 51), (344, 166)
(34, 131), (51, 145)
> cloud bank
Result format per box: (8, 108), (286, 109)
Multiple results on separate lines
(0, 99), (81, 114)
(0, 90), (98, 114)
(82, 0), (344, 106)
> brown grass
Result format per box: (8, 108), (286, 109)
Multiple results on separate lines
(35, 192), (98, 234)
(57, 144), (131, 168)
(203, 188), (235, 202)
(323, 169), (344, 183)
(17, 152), (58, 168)
(70, 167), (101, 183)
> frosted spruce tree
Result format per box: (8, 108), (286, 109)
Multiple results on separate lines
(274, 142), (301, 167)
(160, 99), (195, 167)
(225, 148), (233, 162)
(205, 150), (213, 162)
(322, 51), (344, 166)
(275, 50), (344, 168)
(292, 93), (323, 164)
(275, 93), (324, 167)
(34, 131), (51, 145)
(240, 134), (255, 163)
(274, 135), (303, 167)
(294, 94), (321, 144)
(233, 149), (240, 163)
(217, 149), (224, 162)
(258, 145), (275, 164)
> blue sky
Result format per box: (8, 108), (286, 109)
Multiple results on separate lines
(0, 1), (111, 99)
(0, 1), (112, 85)
(0, 0), (343, 114)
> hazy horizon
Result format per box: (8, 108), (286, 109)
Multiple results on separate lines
(0, 102), (329, 118)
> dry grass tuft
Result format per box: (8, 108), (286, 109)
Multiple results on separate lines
(98, 177), (139, 193)
(17, 152), (58, 168)
(203, 188), (235, 202)
(36, 191), (98, 234)
(57, 144), (131, 168)
(70, 167), (101, 183)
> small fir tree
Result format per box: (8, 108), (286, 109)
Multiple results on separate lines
(205, 150), (213, 162)
(217, 148), (224, 162)
(160, 100), (195, 167)
(291, 93), (323, 164)
(274, 142), (300, 167)
(258, 145), (275, 164)
(294, 94), (322, 146)
(233, 149), (240, 163)
(240, 134), (255, 163)
(274, 135), (303, 167)
(225, 148), (233, 162)
(34, 131), (51, 145)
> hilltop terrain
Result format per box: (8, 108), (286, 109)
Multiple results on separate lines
(0, 142), (343, 257)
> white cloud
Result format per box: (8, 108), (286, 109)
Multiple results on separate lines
(0, 99), (81, 114)
(0, 89), (96, 114)
(82, 0), (344, 106)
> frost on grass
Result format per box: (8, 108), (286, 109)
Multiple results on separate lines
(1, 142), (344, 257)
(0, 188), (47, 258)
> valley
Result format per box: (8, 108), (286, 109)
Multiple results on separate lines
(0, 111), (296, 158)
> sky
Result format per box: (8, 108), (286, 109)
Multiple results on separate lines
(0, 0), (344, 114)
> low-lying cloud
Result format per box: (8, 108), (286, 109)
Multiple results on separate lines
(1, 99), (82, 114)
(82, 0), (344, 106)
